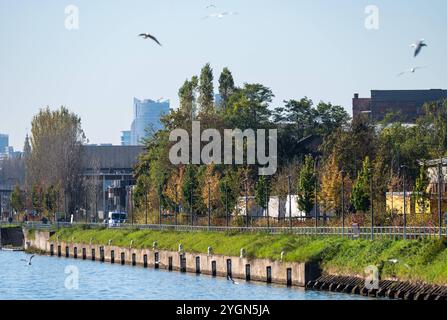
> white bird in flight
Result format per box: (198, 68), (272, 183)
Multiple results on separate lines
(203, 11), (239, 20)
(410, 39), (427, 57)
(21, 255), (35, 266)
(206, 4), (216, 9)
(397, 66), (427, 77)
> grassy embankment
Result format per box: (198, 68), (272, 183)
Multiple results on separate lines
(52, 227), (447, 285)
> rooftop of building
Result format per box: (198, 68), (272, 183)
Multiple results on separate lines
(354, 89), (447, 101)
(82, 145), (145, 170)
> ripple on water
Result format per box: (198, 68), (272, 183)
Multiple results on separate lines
(0, 251), (371, 300)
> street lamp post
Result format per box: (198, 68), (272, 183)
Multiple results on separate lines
(314, 158), (319, 232)
(401, 165), (407, 240)
(288, 175), (292, 230)
(245, 180), (249, 228)
(369, 167), (374, 241)
(208, 181), (211, 230)
(341, 170), (345, 238)
(438, 162), (443, 238)
(145, 191), (148, 225)
(225, 181), (229, 227)
(175, 185), (178, 227)
(158, 184), (162, 226)
(190, 182), (193, 226)
(265, 178), (269, 230)
(129, 187), (133, 226)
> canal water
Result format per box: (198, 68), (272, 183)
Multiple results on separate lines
(0, 251), (371, 300)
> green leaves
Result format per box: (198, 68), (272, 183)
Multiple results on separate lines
(351, 157), (371, 213)
(198, 63), (215, 115)
(297, 155), (316, 214)
(254, 176), (269, 210)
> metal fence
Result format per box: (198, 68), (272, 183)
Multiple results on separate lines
(3, 221), (445, 240)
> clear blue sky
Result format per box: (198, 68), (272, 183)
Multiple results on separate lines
(1, 0), (446, 150)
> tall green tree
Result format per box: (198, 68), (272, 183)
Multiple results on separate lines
(179, 76), (199, 120)
(31, 184), (43, 214)
(351, 157), (372, 213)
(254, 176), (269, 211)
(218, 67), (235, 109)
(297, 155), (316, 215)
(413, 163), (430, 213)
(27, 106), (86, 214)
(219, 168), (242, 216)
(225, 83), (273, 129)
(10, 185), (25, 214)
(44, 185), (58, 213)
(198, 63), (214, 115)
(182, 165), (199, 213)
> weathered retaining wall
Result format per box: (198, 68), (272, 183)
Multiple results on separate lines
(0, 227), (24, 248)
(24, 229), (320, 287)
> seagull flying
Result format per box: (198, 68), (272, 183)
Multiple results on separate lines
(206, 4), (216, 9)
(203, 11), (238, 20)
(21, 255), (35, 266)
(397, 66), (426, 77)
(138, 33), (162, 46)
(410, 39), (427, 57)
(227, 275), (239, 285)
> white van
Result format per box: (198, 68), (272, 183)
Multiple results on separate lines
(106, 211), (127, 227)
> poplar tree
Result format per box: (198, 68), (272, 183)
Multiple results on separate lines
(10, 185), (25, 214)
(351, 157), (371, 213)
(198, 63), (214, 114)
(297, 155), (316, 215)
(218, 67), (235, 109)
(182, 165), (199, 212)
(255, 176), (269, 212)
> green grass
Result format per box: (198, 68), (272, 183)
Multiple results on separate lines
(51, 227), (447, 285)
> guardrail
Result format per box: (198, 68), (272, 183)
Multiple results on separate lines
(8, 221), (446, 240)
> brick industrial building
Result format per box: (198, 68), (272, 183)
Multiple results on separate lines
(352, 89), (447, 123)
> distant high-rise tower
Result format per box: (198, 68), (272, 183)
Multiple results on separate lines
(130, 98), (170, 145)
(120, 131), (131, 146)
(0, 133), (9, 157)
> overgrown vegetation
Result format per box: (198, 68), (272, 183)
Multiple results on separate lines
(53, 227), (447, 285)
(133, 63), (447, 226)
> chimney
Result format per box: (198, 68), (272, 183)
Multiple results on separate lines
(354, 93), (359, 99)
